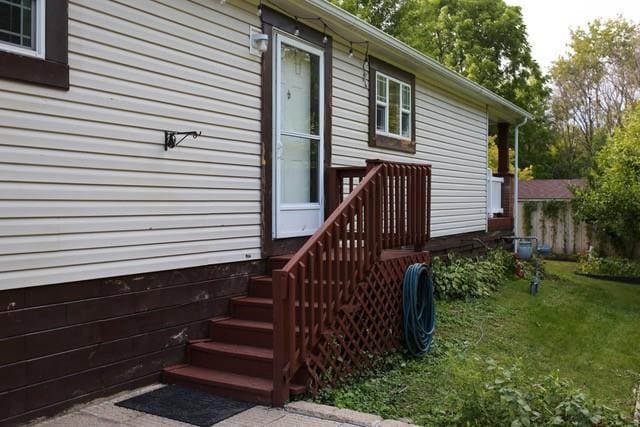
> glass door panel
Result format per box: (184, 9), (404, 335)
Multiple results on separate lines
(274, 34), (324, 238)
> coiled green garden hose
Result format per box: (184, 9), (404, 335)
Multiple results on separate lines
(402, 263), (436, 356)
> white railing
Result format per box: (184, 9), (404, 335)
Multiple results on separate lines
(487, 169), (504, 217)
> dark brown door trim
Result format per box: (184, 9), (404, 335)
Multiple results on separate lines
(260, 7), (333, 257)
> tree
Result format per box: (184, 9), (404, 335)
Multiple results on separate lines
(333, 0), (552, 177)
(331, 0), (413, 34)
(550, 18), (640, 176)
(573, 105), (640, 257)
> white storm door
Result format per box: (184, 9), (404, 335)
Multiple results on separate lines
(274, 33), (324, 239)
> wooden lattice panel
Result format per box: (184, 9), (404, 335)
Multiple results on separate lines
(303, 251), (431, 394)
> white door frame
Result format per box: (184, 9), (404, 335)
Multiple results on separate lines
(272, 32), (325, 239)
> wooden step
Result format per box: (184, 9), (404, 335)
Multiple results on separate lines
(290, 383), (306, 396)
(163, 365), (273, 404)
(189, 341), (273, 379)
(209, 318), (273, 348)
(248, 275), (273, 298)
(231, 296), (273, 322)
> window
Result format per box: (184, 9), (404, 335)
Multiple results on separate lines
(0, 0), (45, 58)
(375, 72), (412, 139)
(368, 57), (416, 153)
(0, 0), (68, 89)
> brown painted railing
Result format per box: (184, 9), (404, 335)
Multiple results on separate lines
(327, 166), (367, 212)
(271, 160), (432, 404)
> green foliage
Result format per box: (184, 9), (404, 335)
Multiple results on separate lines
(549, 18), (640, 178)
(573, 106), (640, 257)
(577, 254), (640, 277)
(458, 361), (631, 426)
(397, 0), (548, 110)
(432, 248), (514, 300)
(325, 359), (632, 426)
(541, 200), (565, 219)
(523, 201), (538, 236)
(330, 0), (412, 33)
(319, 262), (640, 425)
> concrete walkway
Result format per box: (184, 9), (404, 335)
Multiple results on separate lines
(29, 384), (416, 427)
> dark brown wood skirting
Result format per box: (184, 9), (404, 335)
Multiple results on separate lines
(260, 7), (333, 257)
(0, 259), (264, 426)
(488, 217), (514, 232)
(0, 0), (69, 89)
(426, 229), (513, 258)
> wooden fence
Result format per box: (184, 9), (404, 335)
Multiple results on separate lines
(517, 200), (591, 255)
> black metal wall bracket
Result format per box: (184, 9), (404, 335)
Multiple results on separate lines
(164, 131), (202, 150)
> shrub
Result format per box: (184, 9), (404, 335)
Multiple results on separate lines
(432, 248), (515, 300)
(577, 253), (640, 277)
(457, 360), (632, 426)
(573, 106), (640, 257)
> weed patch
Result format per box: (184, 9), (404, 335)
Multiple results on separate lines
(318, 262), (640, 426)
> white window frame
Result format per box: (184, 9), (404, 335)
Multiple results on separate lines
(375, 71), (412, 140)
(0, 0), (46, 59)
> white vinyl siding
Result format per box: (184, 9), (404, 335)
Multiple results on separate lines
(0, 0), (263, 290)
(0, 0), (492, 291)
(331, 43), (488, 238)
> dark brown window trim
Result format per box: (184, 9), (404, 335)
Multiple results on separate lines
(0, 0), (69, 89)
(368, 56), (416, 154)
(260, 6), (333, 257)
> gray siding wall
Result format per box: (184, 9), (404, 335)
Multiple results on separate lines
(0, 0), (489, 290)
(331, 43), (489, 238)
(0, 0), (263, 289)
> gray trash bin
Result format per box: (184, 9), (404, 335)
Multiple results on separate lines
(518, 240), (533, 260)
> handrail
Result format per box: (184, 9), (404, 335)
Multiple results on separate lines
(271, 160), (431, 404)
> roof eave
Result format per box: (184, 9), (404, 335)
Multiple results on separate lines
(299, 0), (533, 124)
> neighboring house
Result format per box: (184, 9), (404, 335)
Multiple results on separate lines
(517, 179), (589, 255)
(0, 0), (530, 423)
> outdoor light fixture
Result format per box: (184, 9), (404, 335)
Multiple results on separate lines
(250, 30), (269, 55)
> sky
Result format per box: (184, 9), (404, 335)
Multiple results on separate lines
(505, 0), (640, 72)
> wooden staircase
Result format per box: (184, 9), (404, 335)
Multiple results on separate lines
(164, 160), (433, 405)
(163, 255), (304, 404)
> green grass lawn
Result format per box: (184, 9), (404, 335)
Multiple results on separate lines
(319, 261), (640, 425)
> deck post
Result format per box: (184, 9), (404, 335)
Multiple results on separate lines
(497, 122), (510, 175)
(271, 269), (290, 406)
(326, 168), (338, 218)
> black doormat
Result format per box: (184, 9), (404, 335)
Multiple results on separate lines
(116, 385), (255, 426)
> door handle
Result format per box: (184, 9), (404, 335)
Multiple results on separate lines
(276, 141), (284, 159)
